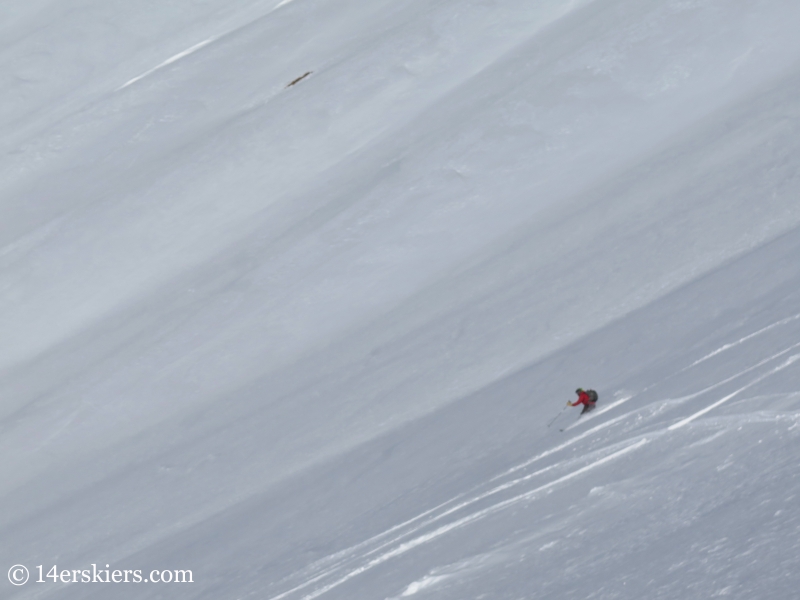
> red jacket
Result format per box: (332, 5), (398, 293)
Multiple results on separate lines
(571, 390), (594, 407)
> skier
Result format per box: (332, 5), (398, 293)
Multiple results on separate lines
(568, 388), (598, 415)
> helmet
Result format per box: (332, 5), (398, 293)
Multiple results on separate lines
(576, 388), (583, 394)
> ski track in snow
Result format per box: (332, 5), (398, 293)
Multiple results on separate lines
(118, 37), (219, 90)
(400, 573), (451, 597)
(277, 439), (651, 600)
(263, 495), (470, 599)
(495, 408), (637, 482)
(682, 312), (800, 371)
(262, 435), (649, 600)
(669, 340), (800, 406)
(562, 339), (800, 434)
(263, 333), (800, 600)
(267, 409), (694, 600)
(393, 553), (505, 599)
(117, 0), (307, 92)
(669, 353), (800, 430)
(492, 394), (640, 483)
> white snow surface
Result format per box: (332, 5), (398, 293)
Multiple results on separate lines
(2, 0), (800, 598)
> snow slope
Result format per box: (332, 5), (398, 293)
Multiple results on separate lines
(1, 0), (799, 598)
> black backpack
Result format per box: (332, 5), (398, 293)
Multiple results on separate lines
(586, 389), (598, 403)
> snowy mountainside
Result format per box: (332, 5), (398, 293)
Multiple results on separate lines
(2, 0), (800, 599)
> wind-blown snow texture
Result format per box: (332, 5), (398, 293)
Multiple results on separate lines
(2, 0), (799, 598)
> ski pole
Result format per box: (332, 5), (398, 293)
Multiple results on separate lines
(547, 405), (568, 428)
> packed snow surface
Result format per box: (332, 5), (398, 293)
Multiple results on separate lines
(1, 0), (799, 598)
